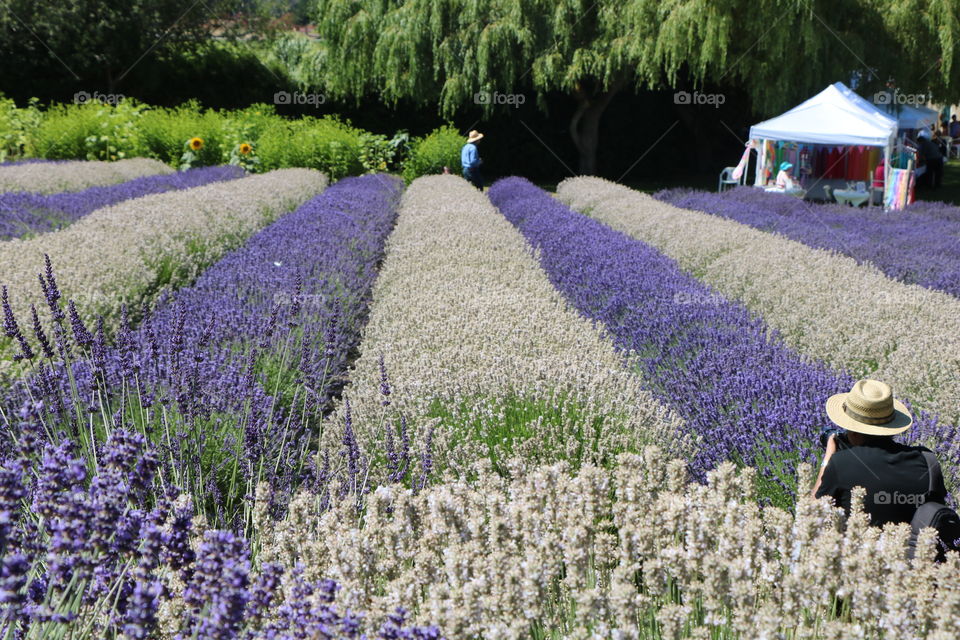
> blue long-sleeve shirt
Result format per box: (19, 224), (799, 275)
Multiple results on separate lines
(461, 143), (480, 169)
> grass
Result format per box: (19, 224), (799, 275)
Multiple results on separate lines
(425, 392), (635, 476)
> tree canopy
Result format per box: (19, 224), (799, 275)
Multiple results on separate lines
(0, 0), (256, 95)
(312, 0), (960, 173)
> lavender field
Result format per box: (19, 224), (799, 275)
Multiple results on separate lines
(1, 164), (958, 639)
(657, 187), (960, 299)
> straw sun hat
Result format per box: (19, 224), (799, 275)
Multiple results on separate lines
(826, 379), (913, 435)
(467, 130), (484, 143)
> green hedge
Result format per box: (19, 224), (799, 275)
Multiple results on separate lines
(0, 96), (444, 180)
(402, 125), (464, 183)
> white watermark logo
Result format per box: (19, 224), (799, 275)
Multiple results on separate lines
(73, 91), (125, 105)
(274, 91), (326, 107)
(474, 91), (526, 108)
(674, 91), (725, 108)
(272, 292), (327, 309)
(874, 90), (927, 106)
(875, 491), (927, 506)
(673, 291), (727, 306)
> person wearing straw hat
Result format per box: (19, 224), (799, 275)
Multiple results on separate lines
(812, 379), (947, 528)
(461, 130), (485, 189)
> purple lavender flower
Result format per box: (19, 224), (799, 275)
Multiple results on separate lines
(2, 285), (34, 362)
(379, 354), (392, 407)
(417, 424), (434, 493)
(179, 529), (251, 640)
(67, 300), (93, 350)
(30, 304), (54, 359)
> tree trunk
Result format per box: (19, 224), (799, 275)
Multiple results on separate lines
(569, 79), (624, 175)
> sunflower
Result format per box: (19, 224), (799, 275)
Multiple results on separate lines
(239, 142), (253, 155)
(188, 137), (204, 151)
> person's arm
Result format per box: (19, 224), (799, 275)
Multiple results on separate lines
(811, 433), (838, 498)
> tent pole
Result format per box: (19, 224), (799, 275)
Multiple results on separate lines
(883, 142), (891, 211)
(755, 140), (765, 186)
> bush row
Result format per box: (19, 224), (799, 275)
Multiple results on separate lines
(0, 95), (463, 182)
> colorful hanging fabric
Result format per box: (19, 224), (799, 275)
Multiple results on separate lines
(884, 168), (914, 210)
(764, 140), (776, 184)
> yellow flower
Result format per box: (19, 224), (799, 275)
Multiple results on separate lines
(189, 137), (204, 151)
(239, 143), (253, 156)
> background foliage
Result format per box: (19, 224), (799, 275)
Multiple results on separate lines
(2, 0), (960, 183)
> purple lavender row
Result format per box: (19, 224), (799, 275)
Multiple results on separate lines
(656, 186), (960, 299)
(0, 165), (245, 240)
(4, 174), (404, 523)
(488, 178), (953, 503)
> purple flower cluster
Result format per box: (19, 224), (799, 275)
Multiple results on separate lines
(0, 433), (442, 638)
(656, 186), (960, 299)
(3, 174), (404, 525)
(488, 178), (953, 501)
(0, 165), (244, 240)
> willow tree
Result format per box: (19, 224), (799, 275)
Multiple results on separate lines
(313, 0), (960, 174)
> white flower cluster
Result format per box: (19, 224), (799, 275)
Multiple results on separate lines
(558, 177), (960, 428)
(323, 174), (689, 476)
(0, 158), (172, 194)
(259, 450), (960, 639)
(0, 169), (327, 358)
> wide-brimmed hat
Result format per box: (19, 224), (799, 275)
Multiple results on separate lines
(467, 130), (484, 143)
(825, 379), (913, 435)
(779, 161), (793, 171)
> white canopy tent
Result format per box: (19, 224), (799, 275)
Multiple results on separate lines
(749, 82), (898, 200)
(874, 102), (939, 131)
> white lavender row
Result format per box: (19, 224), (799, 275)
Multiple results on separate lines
(261, 450), (960, 639)
(0, 158), (172, 194)
(0, 169), (328, 366)
(0, 165), (245, 240)
(322, 174), (689, 478)
(558, 177), (960, 434)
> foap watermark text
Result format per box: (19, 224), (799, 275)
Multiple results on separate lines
(474, 91), (526, 108)
(274, 91), (326, 108)
(74, 91), (125, 105)
(674, 91), (725, 108)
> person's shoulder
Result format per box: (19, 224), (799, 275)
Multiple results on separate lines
(830, 447), (868, 463)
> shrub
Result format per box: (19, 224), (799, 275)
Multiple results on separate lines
(138, 101), (226, 167)
(255, 116), (365, 179)
(0, 95), (41, 161)
(32, 102), (101, 159)
(402, 125), (463, 183)
(4, 98), (413, 178)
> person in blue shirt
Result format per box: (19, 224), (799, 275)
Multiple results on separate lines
(461, 130), (484, 189)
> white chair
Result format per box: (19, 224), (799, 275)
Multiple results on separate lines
(822, 185), (833, 202)
(718, 167), (741, 192)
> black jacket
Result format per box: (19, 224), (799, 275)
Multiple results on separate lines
(816, 439), (947, 527)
